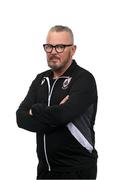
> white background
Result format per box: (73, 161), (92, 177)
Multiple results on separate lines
(0, 0), (120, 179)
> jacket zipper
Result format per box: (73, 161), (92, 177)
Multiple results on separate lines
(43, 76), (70, 171)
(43, 77), (58, 171)
(43, 134), (51, 171)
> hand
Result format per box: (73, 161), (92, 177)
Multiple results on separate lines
(29, 109), (32, 115)
(59, 95), (69, 105)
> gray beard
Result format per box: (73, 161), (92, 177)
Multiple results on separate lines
(48, 59), (69, 72)
(47, 51), (71, 72)
(48, 63), (62, 71)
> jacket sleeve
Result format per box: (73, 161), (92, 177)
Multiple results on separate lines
(16, 75), (52, 133)
(33, 73), (98, 127)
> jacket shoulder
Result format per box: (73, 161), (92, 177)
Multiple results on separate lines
(34, 69), (51, 81)
(29, 70), (51, 88)
(75, 64), (96, 80)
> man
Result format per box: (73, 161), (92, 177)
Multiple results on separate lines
(16, 25), (98, 179)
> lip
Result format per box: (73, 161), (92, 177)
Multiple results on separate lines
(50, 56), (60, 60)
(49, 59), (60, 63)
(49, 57), (60, 62)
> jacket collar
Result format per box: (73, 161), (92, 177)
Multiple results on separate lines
(62, 60), (77, 76)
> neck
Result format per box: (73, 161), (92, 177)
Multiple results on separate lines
(53, 71), (63, 79)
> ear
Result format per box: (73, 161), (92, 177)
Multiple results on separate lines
(71, 45), (77, 56)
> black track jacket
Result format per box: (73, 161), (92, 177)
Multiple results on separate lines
(16, 60), (98, 172)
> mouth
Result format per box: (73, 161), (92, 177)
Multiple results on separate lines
(49, 56), (60, 63)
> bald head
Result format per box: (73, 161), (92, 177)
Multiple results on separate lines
(47, 25), (74, 44)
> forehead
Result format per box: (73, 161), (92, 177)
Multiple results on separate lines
(46, 31), (72, 44)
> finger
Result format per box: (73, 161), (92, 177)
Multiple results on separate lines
(60, 95), (69, 105)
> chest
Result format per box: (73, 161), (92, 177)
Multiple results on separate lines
(36, 77), (72, 106)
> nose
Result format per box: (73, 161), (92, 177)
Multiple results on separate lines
(51, 47), (57, 54)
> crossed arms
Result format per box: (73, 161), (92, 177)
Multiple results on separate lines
(16, 74), (97, 133)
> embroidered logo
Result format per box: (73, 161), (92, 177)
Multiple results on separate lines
(41, 78), (45, 85)
(62, 77), (72, 90)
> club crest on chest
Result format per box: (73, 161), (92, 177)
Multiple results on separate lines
(62, 77), (72, 90)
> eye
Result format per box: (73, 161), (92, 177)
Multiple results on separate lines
(56, 44), (64, 49)
(45, 44), (52, 49)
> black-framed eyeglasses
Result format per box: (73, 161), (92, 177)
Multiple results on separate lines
(43, 44), (73, 53)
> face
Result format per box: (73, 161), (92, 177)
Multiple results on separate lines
(45, 31), (76, 73)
